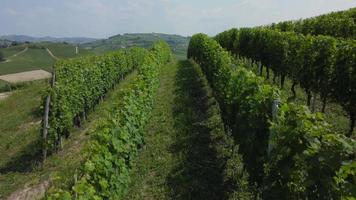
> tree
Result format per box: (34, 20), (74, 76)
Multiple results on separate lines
(0, 51), (4, 61)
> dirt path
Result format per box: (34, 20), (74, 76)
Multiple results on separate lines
(46, 48), (59, 60)
(0, 47), (28, 64)
(6, 181), (50, 200)
(13, 47), (28, 57)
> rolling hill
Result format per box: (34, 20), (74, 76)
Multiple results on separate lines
(0, 35), (98, 44)
(82, 33), (190, 59)
(0, 33), (189, 76)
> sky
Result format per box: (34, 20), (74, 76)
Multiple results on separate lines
(0, 0), (355, 38)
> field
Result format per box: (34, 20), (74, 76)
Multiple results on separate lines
(0, 42), (92, 75)
(38, 42), (92, 58)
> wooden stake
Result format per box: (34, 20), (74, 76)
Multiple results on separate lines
(42, 94), (50, 161)
(42, 70), (55, 162)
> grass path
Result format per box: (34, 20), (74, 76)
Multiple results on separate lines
(124, 60), (223, 200)
(0, 71), (137, 198)
(1, 47), (29, 63)
(46, 48), (59, 60)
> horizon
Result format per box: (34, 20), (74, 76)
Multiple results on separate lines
(1, 0), (355, 38)
(0, 32), (192, 40)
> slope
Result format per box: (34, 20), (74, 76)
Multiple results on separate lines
(82, 33), (189, 59)
(0, 72), (137, 199)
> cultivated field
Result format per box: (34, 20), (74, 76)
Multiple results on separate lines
(0, 42), (92, 75)
(0, 70), (52, 83)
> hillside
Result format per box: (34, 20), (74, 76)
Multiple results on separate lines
(0, 35), (98, 44)
(0, 5), (355, 200)
(0, 42), (92, 75)
(82, 33), (190, 59)
(0, 33), (189, 76)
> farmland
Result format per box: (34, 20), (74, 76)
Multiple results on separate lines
(0, 42), (91, 75)
(0, 5), (355, 200)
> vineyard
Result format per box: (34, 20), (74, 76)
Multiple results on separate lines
(0, 7), (355, 200)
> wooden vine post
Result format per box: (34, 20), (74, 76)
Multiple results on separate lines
(42, 70), (55, 162)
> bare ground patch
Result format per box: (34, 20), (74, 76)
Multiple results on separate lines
(6, 181), (50, 200)
(0, 70), (51, 83)
(0, 92), (11, 100)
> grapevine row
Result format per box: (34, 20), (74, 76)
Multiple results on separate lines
(215, 28), (356, 136)
(188, 34), (356, 199)
(44, 47), (148, 155)
(190, 61), (254, 199)
(48, 41), (172, 199)
(268, 7), (356, 39)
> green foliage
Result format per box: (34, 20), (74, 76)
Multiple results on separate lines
(47, 47), (147, 150)
(188, 34), (356, 199)
(265, 103), (355, 199)
(334, 161), (356, 199)
(191, 61), (254, 199)
(189, 33), (270, 197)
(215, 27), (356, 135)
(270, 7), (356, 39)
(0, 80), (26, 93)
(47, 41), (171, 199)
(332, 40), (356, 136)
(0, 51), (4, 61)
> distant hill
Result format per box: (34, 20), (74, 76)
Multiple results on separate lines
(0, 35), (98, 44)
(82, 33), (190, 59)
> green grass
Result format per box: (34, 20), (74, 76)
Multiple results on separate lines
(0, 72), (137, 198)
(124, 60), (224, 199)
(0, 81), (45, 169)
(0, 80), (27, 93)
(0, 80), (9, 92)
(0, 48), (54, 75)
(39, 42), (92, 58)
(0, 81), (46, 199)
(0, 43), (93, 75)
(0, 45), (27, 58)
